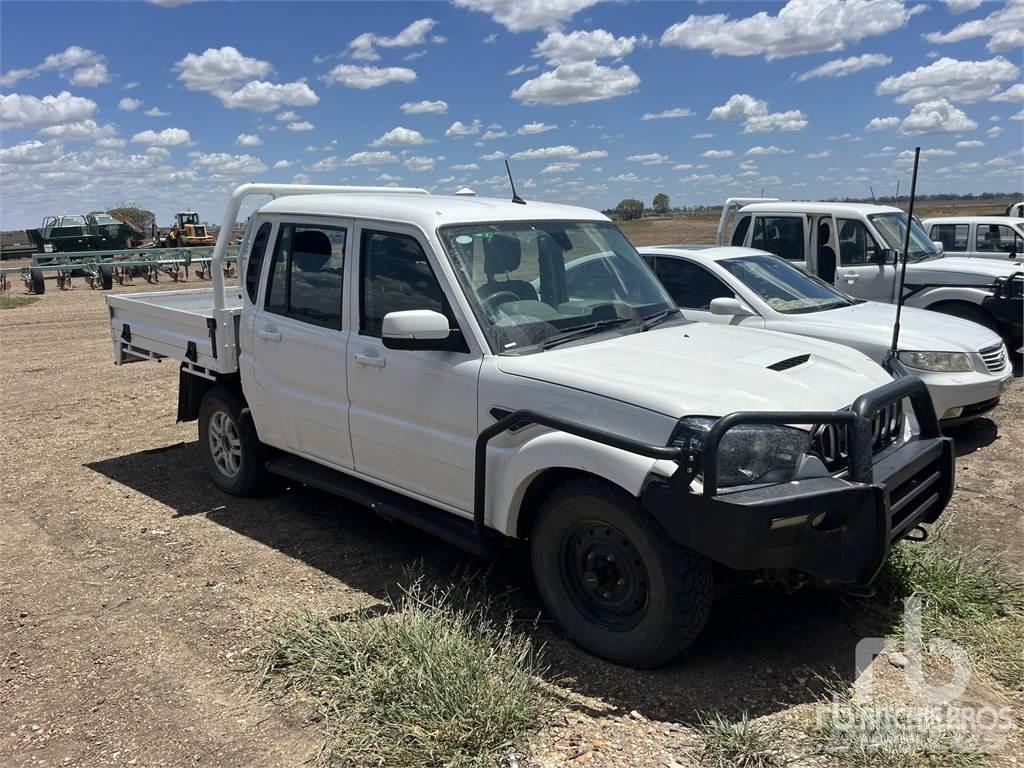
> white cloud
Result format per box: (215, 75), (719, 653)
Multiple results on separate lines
(479, 150), (506, 161)
(899, 98), (978, 135)
(744, 145), (793, 155)
(38, 119), (117, 141)
(445, 119), (482, 137)
(533, 30), (645, 65)
(347, 19), (439, 61)
(218, 81), (319, 111)
(130, 127), (192, 147)
(403, 155), (435, 171)
(0, 140), (63, 164)
(479, 128), (507, 141)
(0, 67), (35, 88)
(926, 1), (1024, 53)
(370, 126), (431, 146)
(285, 120), (315, 132)
(796, 53), (891, 81)
(0, 91), (97, 129)
(118, 97), (143, 112)
(451, 0), (600, 32)
(702, 149), (735, 158)
(517, 121), (557, 135)
(542, 161), (580, 173)
(346, 150), (399, 165)
(482, 33), (498, 44)
(451, 162), (479, 171)
(272, 159), (294, 169)
(236, 133), (263, 146)
(692, 132), (714, 139)
(144, 106), (170, 117)
(990, 83), (1024, 102)
(70, 62), (110, 87)
(627, 153), (669, 165)
(190, 152), (267, 176)
(876, 57), (1020, 104)
(507, 64), (540, 76)
(987, 125), (1003, 137)
(943, 0), (983, 12)
(661, 0), (922, 60)
(174, 47), (319, 111)
(327, 64), (417, 88)
(0, 45), (111, 88)
(401, 99), (448, 114)
(510, 144), (607, 160)
(511, 62), (639, 105)
(275, 110), (300, 121)
(708, 93), (806, 132)
(806, 150), (831, 159)
(641, 107), (694, 120)
(956, 139), (985, 148)
(865, 116), (901, 131)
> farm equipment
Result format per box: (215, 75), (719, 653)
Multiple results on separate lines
(0, 245), (239, 294)
(25, 213), (135, 253)
(158, 212), (216, 248)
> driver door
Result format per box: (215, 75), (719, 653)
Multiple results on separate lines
(833, 218), (896, 302)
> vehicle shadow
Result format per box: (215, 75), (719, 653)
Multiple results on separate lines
(946, 418), (999, 458)
(87, 441), (900, 724)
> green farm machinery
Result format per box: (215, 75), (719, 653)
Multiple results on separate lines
(0, 245), (239, 295)
(25, 213), (137, 254)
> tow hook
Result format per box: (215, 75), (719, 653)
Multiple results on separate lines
(906, 524), (929, 542)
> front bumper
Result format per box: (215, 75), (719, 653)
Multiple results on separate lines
(642, 377), (955, 589)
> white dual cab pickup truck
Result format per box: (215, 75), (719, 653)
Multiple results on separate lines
(637, 246), (1013, 426)
(106, 184), (954, 668)
(719, 199), (1023, 346)
(921, 216), (1023, 261)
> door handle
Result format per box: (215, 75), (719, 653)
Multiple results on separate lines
(354, 351), (386, 368)
(256, 326), (281, 342)
(843, 272), (859, 282)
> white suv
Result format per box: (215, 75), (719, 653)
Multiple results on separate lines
(105, 184), (954, 668)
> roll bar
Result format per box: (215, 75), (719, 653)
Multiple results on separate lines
(210, 183), (429, 311)
(715, 196), (780, 245)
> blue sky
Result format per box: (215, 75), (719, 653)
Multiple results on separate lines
(1, 0), (1022, 230)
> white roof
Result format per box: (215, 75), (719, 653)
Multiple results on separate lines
(257, 193), (608, 230)
(738, 201), (902, 216)
(920, 215), (1024, 226)
(640, 245), (766, 263)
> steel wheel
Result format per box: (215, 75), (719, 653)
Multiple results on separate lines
(561, 520), (649, 631)
(208, 409), (242, 478)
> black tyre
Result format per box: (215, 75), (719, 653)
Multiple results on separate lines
(928, 301), (997, 332)
(99, 264), (114, 290)
(198, 385), (268, 496)
(29, 268), (45, 295)
(531, 477), (713, 668)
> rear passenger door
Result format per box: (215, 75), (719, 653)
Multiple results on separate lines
(927, 223), (970, 256)
(345, 224), (482, 514)
(749, 215), (809, 269)
(833, 218), (896, 302)
(248, 217), (355, 469)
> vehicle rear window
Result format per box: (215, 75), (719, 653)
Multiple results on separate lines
(264, 223), (346, 330)
(750, 216), (803, 261)
(244, 222), (273, 303)
(929, 223), (968, 252)
(731, 215), (751, 247)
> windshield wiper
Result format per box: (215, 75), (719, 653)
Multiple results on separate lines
(639, 308), (680, 331)
(538, 317), (636, 351)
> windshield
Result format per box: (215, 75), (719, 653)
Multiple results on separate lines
(440, 220), (675, 353)
(57, 215), (87, 226)
(869, 212), (938, 261)
(720, 254), (853, 314)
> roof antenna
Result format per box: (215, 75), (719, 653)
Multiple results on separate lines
(869, 185), (877, 204)
(505, 159), (526, 205)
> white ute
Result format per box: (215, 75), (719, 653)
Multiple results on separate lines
(920, 216), (1024, 261)
(106, 184), (954, 668)
(719, 199), (1023, 346)
(638, 246), (1013, 425)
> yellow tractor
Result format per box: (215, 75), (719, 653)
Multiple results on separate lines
(161, 211), (215, 248)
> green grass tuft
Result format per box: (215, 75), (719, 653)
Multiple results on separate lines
(0, 294), (39, 309)
(694, 711), (786, 768)
(253, 579), (561, 768)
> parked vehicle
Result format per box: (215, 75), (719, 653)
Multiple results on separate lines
(1006, 202), (1024, 218)
(26, 213), (134, 253)
(104, 183), (953, 668)
(638, 246), (1013, 425)
(158, 211), (216, 248)
(718, 199), (1023, 346)
(921, 216), (1023, 261)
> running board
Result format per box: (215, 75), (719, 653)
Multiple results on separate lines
(265, 454), (494, 559)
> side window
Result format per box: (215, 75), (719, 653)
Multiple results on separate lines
(731, 215), (751, 246)
(360, 230), (445, 337)
(929, 224), (968, 252)
(836, 218), (880, 266)
(244, 222), (273, 303)
(654, 257), (733, 310)
(263, 223), (346, 330)
(975, 224), (1017, 253)
(750, 216), (804, 261)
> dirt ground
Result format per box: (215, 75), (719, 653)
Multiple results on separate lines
(1, 272), (1022, 767)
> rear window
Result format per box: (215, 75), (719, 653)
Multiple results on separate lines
(244, 222), (273, 303)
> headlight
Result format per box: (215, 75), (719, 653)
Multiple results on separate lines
(897, 351), (973, 373)
(672, 417), (812, 487)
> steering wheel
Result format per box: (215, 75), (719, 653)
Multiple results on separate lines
(481, 290), (521, 317)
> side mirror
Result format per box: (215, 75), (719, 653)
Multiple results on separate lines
(873, 248), (899, 265)
(931, 240), (944, 254)
(709, 297), (755, 317)
(382, 309), (456, 351)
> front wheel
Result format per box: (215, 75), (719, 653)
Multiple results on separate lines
(531, 477), (713, 668)
(198, 385), (268, 496)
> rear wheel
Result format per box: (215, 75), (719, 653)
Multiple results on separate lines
(531, 477), (713, 668)
(198, 385), (268, 496)
(29, 268), (45, 295)
(99, 265), (114, 290)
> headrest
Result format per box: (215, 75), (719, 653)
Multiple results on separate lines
(483, 234), (521, 275)
(839, 220), (857, 239)
(818, 220), (831, 240)
(292, 229), (332, 271)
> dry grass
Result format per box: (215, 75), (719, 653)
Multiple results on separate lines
(0, 294), (39, 309)
(694, 712), (787, 768)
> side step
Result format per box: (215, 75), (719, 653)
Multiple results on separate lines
(265, 453), (494, 559)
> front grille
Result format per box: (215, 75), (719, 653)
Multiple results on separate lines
(979, 343), (1008, 374)
(767, 354), (811, 372)
(810, 400), (905, 473)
